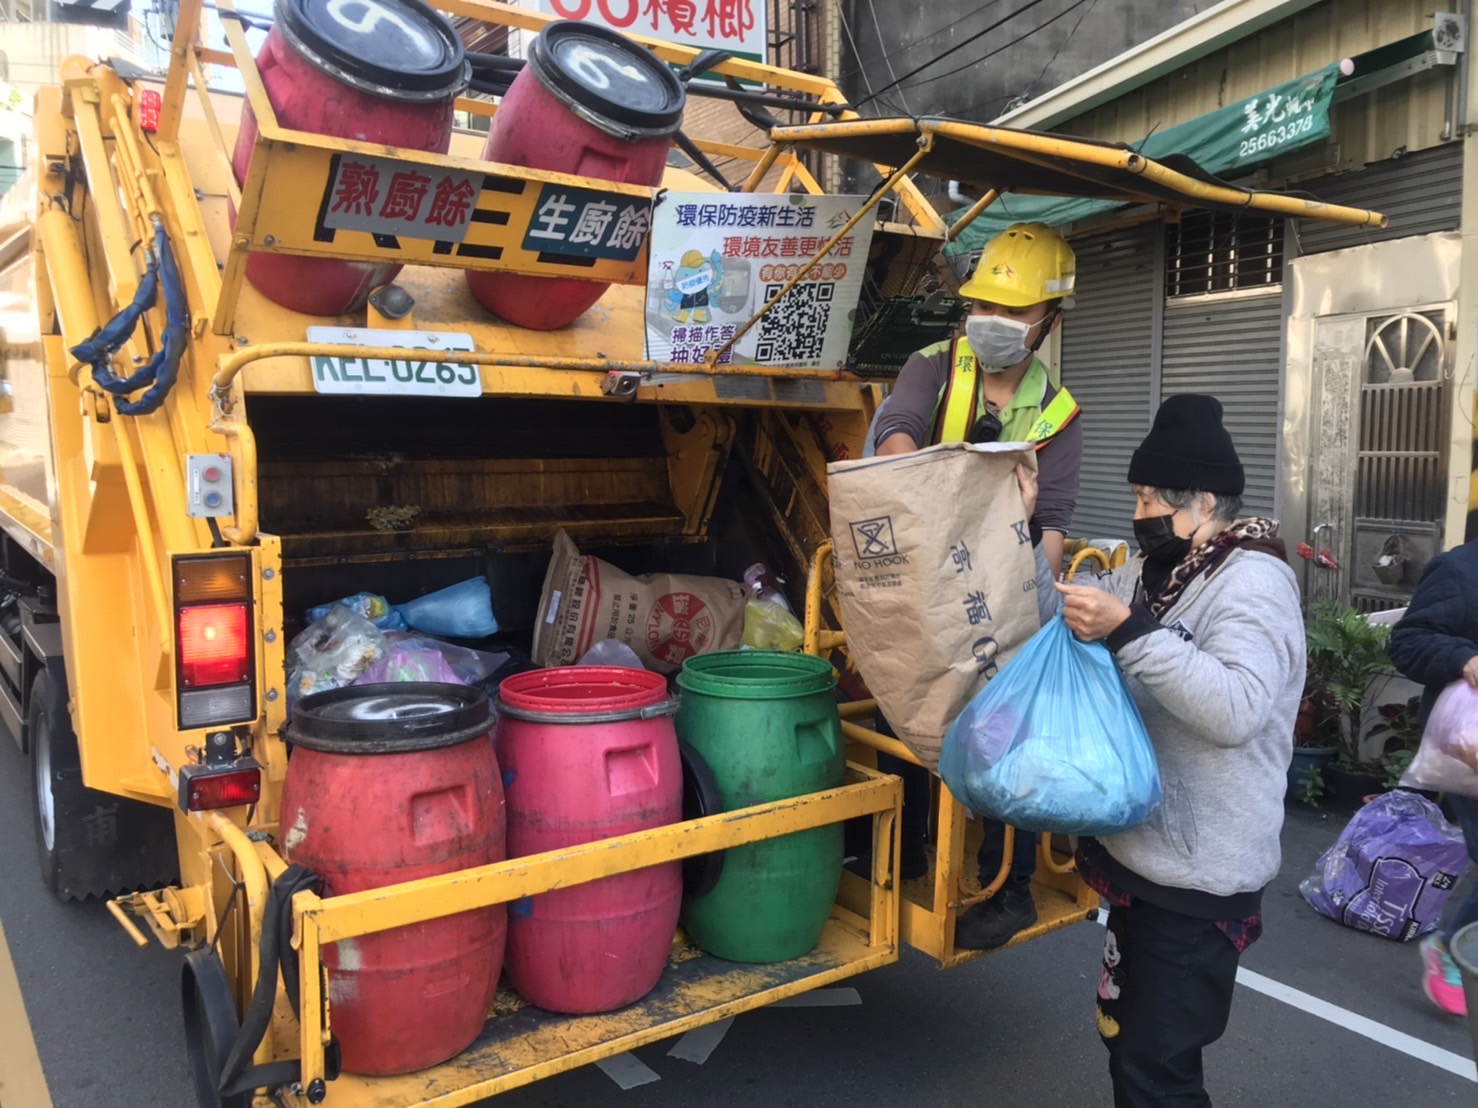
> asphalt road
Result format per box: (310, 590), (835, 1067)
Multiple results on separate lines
(1, 725), (1474, 1107)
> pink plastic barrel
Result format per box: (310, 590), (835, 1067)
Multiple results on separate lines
(230, 0), (469, 315)
(281, 684), (506, 1076)
(466, 21), (685, 330)
(495, 666), (682, 1013)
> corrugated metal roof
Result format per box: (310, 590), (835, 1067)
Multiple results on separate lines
(1056, 0), (1448, 167)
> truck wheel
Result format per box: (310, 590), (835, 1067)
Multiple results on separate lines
(182, 948), (251, 1108)
(29, 668), (177, 901)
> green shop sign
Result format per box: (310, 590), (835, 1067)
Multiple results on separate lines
(945, 63), (1341, 259)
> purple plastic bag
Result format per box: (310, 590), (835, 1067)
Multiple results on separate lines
(352, 635), (464, 687)
(1299, 791), (1469, 942)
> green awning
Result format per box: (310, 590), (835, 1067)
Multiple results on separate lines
(944, 63), (1341, 259)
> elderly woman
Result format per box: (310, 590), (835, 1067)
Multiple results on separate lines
(1019, 394), (1304, 1108)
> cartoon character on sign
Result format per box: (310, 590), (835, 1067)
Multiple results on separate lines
(1097, 927), (1123, 1001)
(665, 249), (725, 323)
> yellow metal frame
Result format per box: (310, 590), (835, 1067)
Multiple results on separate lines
(21, 0), (1397, 1100)
(769, 116), (1388, 234)
(168, 0), (948, 341)
(203, 766), (902, 1106)
(803, 541), (1099, 969)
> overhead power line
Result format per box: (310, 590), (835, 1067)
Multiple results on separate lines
(1010, 0), (1099, 108)
(852, 0), (1058, 111)
(900, 0), (1095, 102)
(851, 0), (1011, 83)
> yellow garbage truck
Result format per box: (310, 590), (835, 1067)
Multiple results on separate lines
(0, 0), (1385, 1103)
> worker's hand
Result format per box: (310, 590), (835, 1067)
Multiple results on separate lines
(1053, 582), (1131, 642)
(1463, 655), (1478, 688)
(1015, 463), (1038, 520)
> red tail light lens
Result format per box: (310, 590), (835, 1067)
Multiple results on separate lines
(138, 88), (161, 132)
(178, 604), (250, 687)
(181, 764), (261, 811)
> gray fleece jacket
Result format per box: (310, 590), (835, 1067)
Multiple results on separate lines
(1035, 544), (1304, 903)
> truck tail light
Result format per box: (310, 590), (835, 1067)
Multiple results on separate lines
(178, 605), (249, 686)
(138, 88), (161, 132)
(179, 760), (262, 812)
(174, 554), (255, 729)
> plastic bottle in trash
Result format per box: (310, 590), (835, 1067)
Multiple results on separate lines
(742, 563), (792, 613)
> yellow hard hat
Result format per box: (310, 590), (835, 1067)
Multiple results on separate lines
(958, 222), (1075, 308)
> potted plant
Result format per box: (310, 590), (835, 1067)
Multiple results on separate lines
(1367, 696), (1425, 800)
(1288, 672), (1340, 804)
(1303, 600), (1399, 808)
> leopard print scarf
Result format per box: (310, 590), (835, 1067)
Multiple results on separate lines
(1143, 518), (1282, 619)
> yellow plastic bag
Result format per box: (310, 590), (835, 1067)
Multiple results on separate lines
(743, 600), (804, 652)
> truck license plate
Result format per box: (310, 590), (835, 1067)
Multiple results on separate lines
(306, 327), (480, 398)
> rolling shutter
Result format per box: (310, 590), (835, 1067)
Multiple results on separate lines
(1059, 225), (1156, 542)
(1161, 292), (1285, 517)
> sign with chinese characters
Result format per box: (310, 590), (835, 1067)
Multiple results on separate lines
(534, 0), (767, 64)
(322, 154), (482, 243)
(522, 184), (652, 261)
(644, 192), (875, 371)
(1228, 66), (1339, 168)
(275, 146), (652, 284)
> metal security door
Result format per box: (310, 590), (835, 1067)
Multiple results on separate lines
(1304, 304), (1452, 610)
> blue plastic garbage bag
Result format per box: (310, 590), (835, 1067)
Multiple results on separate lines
(306, 591), (408, 632)
(394, 577), (499, 639)
(939, 615), (1161, 836)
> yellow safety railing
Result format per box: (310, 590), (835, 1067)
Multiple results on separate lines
(801, 540), (1097, 966)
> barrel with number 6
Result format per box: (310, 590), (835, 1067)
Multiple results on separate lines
(230, 0), (470, 316)
(466, 21), (685, 330)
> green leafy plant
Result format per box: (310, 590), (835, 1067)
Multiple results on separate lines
(1382, 749), (1416, 790)
(1304, 600), (1396, 766)
(1297, 764), (1326, 807)
(1372, 696), (1423, 789)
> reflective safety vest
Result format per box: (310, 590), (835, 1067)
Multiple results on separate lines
(931, 337), (1079, 448)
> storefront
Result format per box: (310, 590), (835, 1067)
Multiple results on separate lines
(945, 0), (1472, 611)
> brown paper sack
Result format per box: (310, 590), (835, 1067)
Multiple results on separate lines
(827, 442), (1041, 769)
(533, 530), (748, 674)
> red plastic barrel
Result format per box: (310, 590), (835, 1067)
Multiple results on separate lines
(495, 666), (681, 1013)
(281, 684), (504, 1076)
(466, 21), (685, 330)
(230, 0), (469, 315)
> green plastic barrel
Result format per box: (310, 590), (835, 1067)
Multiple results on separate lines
(676, 651), (845, 963)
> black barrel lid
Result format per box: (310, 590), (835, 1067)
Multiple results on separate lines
(274, 0), (470, 102)
(287, 683), (491, 754)
(528, 20), (686, 139)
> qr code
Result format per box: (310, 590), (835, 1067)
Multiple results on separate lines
(755, 282), (833, 363)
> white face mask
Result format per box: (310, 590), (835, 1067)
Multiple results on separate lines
(965, 314), (1035, 372)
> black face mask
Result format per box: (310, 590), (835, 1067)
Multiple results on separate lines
(1134, 513), (1192, 565)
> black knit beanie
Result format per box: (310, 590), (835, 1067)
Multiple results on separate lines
(1127, 394), (1245, 495)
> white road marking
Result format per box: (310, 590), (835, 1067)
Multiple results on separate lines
(0, 917), (52, 1108)
(667, 1018), (734, 1064)
(1236, 966), (1476, 1083)
(595, 1051), (663, 1090)
(1093, 912), (1476, 1081)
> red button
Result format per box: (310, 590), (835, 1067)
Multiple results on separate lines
(202, 465), (221, 482)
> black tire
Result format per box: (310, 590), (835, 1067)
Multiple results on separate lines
(29, 668), (178, 901)
(182, 948), (251, 1108)
(679, 740), (725, 901)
